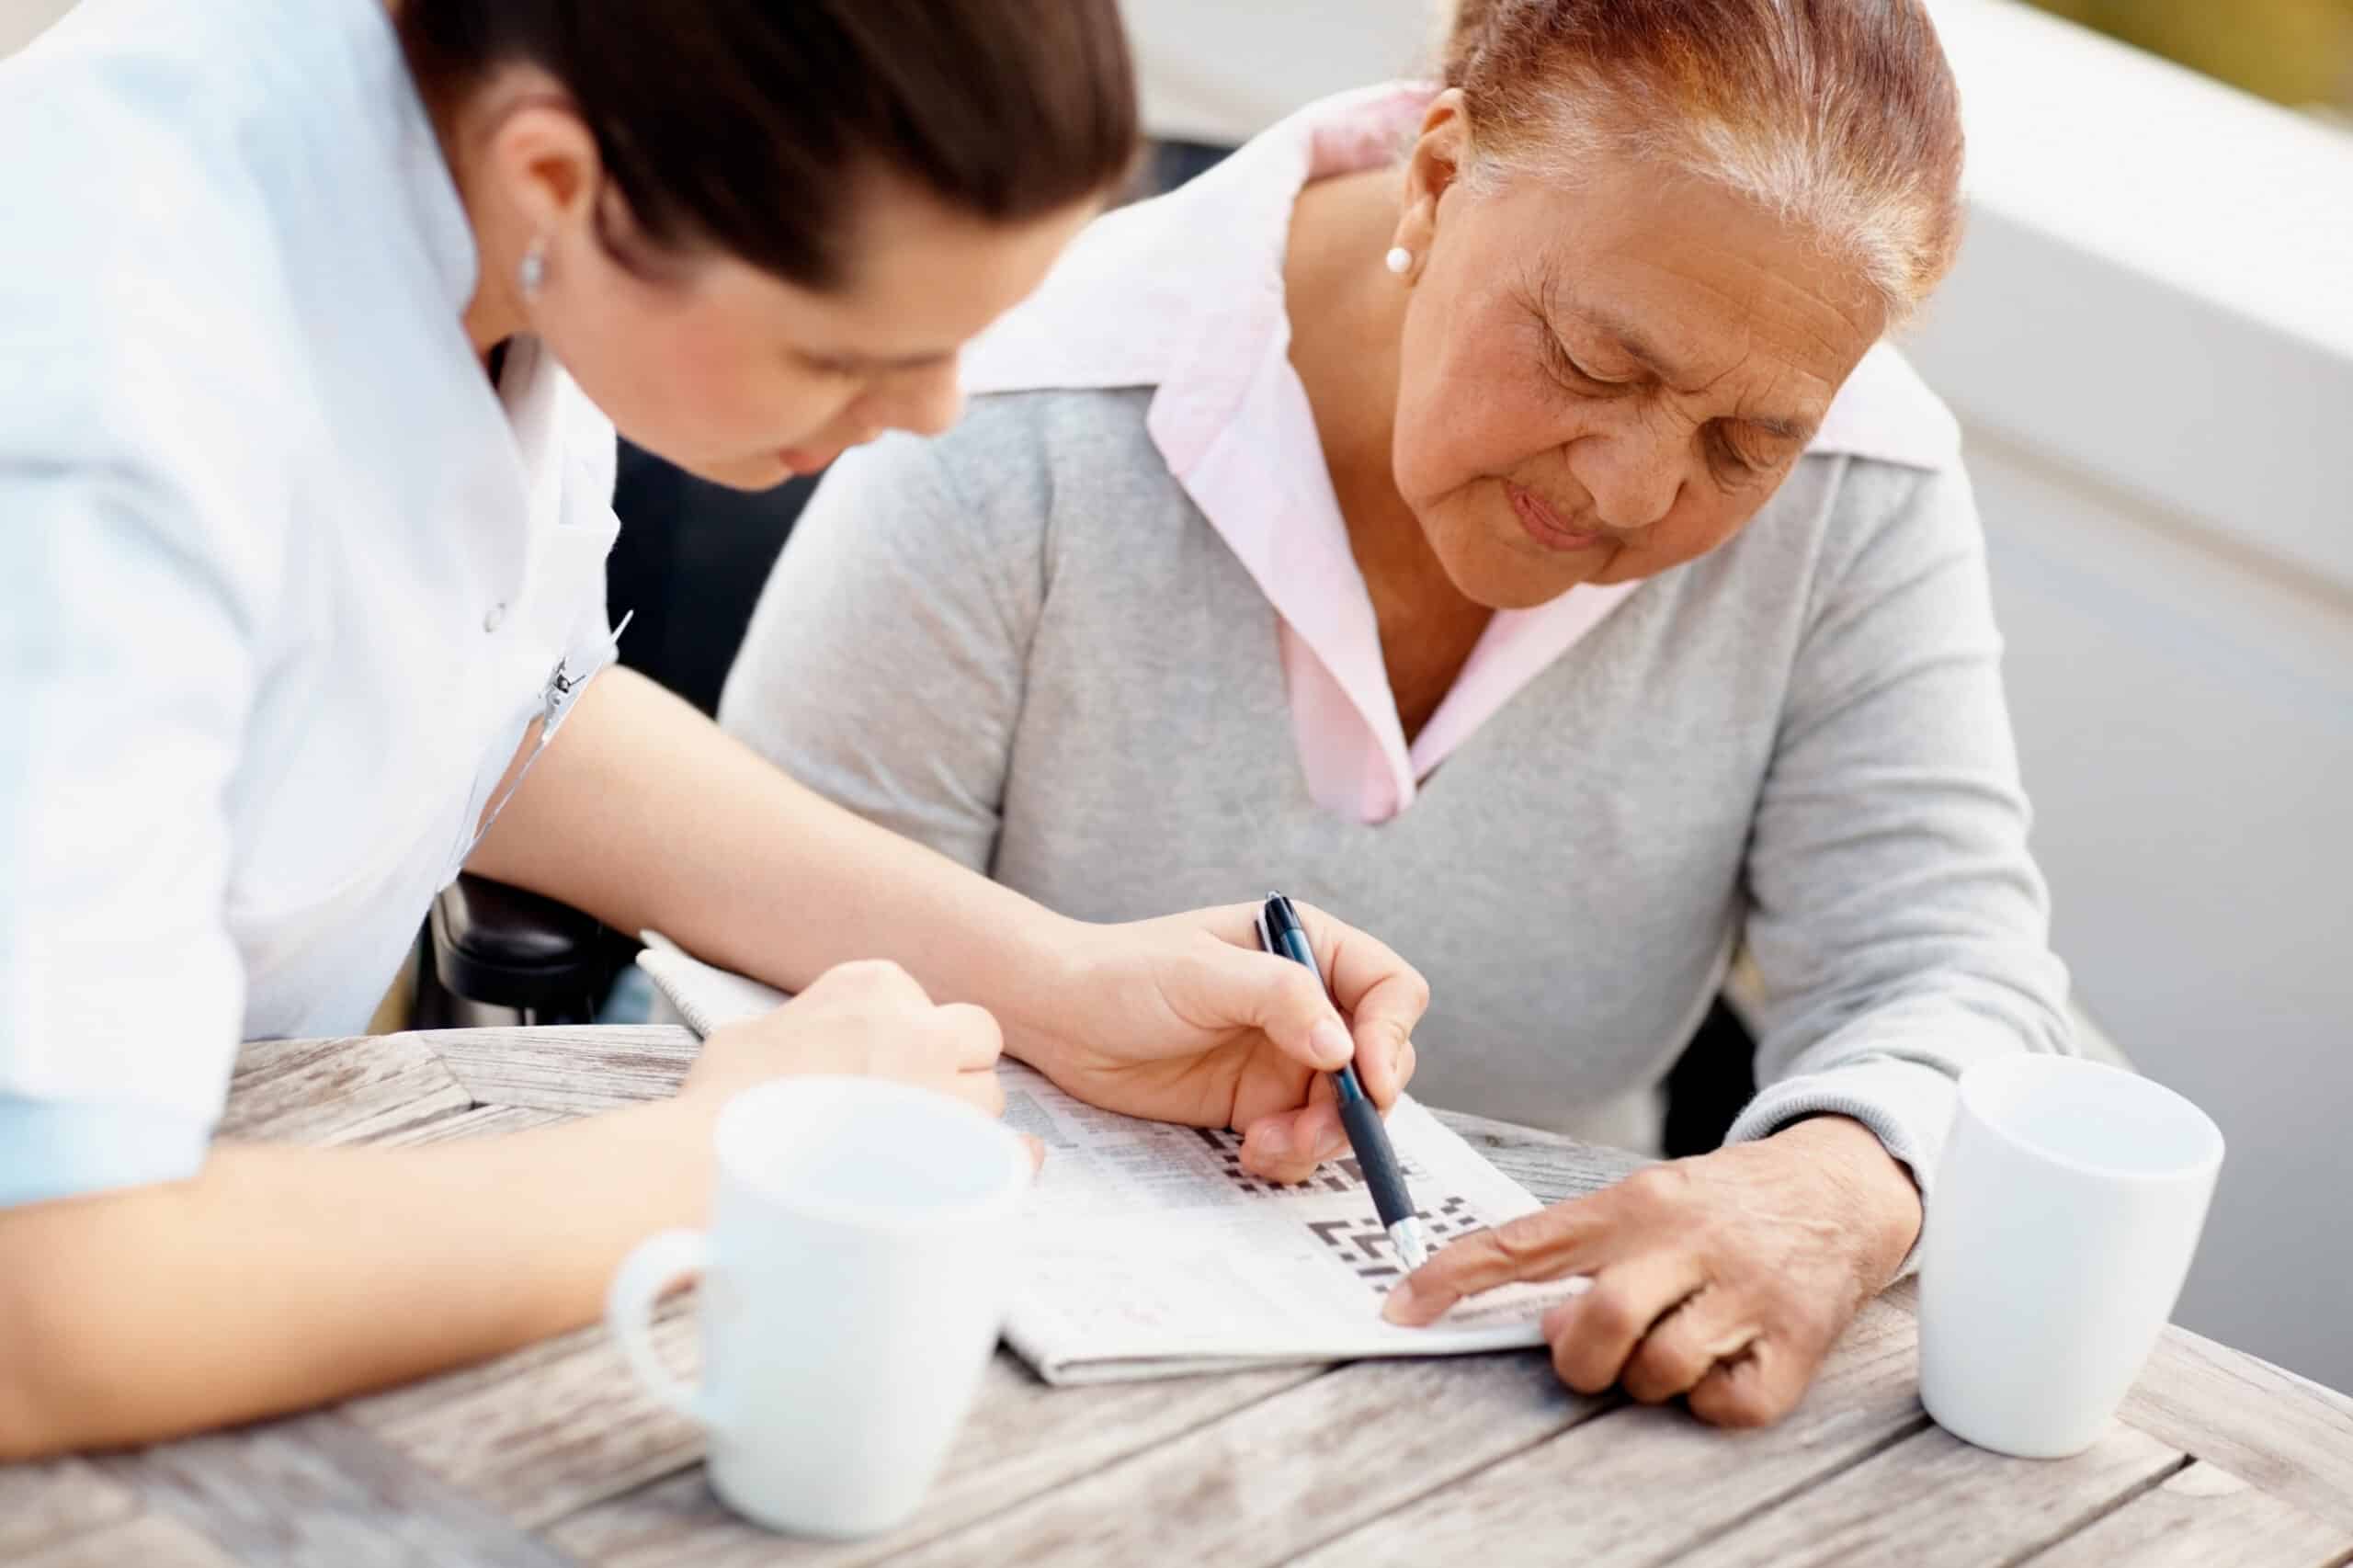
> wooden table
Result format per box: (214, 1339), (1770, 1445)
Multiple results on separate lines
(6, 1026), (2350, 1568)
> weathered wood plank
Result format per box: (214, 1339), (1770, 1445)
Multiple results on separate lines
(1670, 1421), (2185, 1568)
(93, 1412), (577, 1568)
(877, 1350), (1606, 1568)
(353, 1310), (702, 1529)
(421, 1026), (699, 1114)
(371, 1103), (570, 1148)
(0, 1459), (139, 1559)
(219, 1033), (472, 1146)
(15, 1513), (240, 1568)
(1433, 1108), (1650, 1206)
(2024, 1461), (2353, 1568)
(2122, 1326), (2353, 1537)
(547, 1355), (1322, 1568)
(1871, 1273), (2353, 1538)
(1293, 1296), (1927, 1568)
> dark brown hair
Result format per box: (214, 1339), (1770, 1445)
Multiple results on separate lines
(398, 0), (1139, 290)
(1442, 0), (1966, 315)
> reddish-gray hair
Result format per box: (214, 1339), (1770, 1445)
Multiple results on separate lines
(1443, 0), (1966, 322)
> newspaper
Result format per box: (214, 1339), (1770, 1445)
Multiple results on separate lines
(637, 937), (1582, 1383)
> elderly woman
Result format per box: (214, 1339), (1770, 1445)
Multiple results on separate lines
(721, 0), (2072, 1426)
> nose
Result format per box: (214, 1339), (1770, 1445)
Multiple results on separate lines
(1566, 424), (1681, 531)
(871, 358), (964, 439)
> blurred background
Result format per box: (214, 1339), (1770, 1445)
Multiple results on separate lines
(6, 0), (2348, 1392)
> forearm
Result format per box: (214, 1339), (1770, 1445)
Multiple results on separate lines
(469, 667), (1080, 1051)
(0, 1097), (705, 1459)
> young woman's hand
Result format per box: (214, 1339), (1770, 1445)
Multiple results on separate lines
(1012, 902), (1428, 1183)
(683, 959), (1006, 1117)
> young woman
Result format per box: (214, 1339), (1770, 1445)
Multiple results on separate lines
(720, 0), (2075, 1428)
(0, 0), (1425, 1457)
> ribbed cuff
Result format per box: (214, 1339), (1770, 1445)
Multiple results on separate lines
(1723, 1056), (1959, 1279)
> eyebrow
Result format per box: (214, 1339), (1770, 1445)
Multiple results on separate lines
(1551, 285), (1818, 446)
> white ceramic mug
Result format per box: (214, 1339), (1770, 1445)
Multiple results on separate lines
(607, 1076), (1032, 1538)
(1918, 1054), (2223, 1459)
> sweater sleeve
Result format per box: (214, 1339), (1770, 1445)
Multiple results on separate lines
(717, 424), (1045, 876)
(1725, 458), (2075, 1258)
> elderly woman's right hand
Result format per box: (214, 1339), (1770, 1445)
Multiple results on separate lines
(1382, 1116), (1922, 1426)
(683, 959), (1007, 1118)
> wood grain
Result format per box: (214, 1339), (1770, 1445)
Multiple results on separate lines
(373, 1103), (571, 1147)
(1672, 1421), (2186, 1568)
(217, 1033), (472, 1146)
(95, 1413), (576, 1568)
(0, 1460), (138, 1558)
(548, 1355), (1322, 1568)
(14, 1514), (241, 1568)
(355, 1309), (703, 1528)
(422, 1026), (699, 1115)
(876, 1350), (1607, 1568)
(2025, 1461), (2353, 1568)
(1293, 1296), (1927, 1568)
(1435, 1109), (1651, 1206)
(2123, 1326), (2353, 1536)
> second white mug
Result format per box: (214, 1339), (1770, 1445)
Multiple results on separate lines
(1918, 1054), (2223, 1460)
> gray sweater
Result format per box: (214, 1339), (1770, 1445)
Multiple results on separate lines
(719, 387), (2073, 1199)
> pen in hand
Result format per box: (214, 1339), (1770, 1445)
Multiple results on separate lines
(1254, 892), (1432, 1271)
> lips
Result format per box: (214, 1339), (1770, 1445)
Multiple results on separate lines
(1507, 483), (1607, 553)
(777, 445), (844, 476)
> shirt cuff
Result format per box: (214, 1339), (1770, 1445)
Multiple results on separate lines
(1722, 1055), (1958, 1279)
(0, 1097), (211, 1208)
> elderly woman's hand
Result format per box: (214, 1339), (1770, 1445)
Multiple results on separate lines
(1381, 1117), (1922, 1426)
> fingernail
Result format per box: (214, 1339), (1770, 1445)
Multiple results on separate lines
(1381, 1279), (1426, 1324)
(1310, 1018), (1352, 1068)
(1254, 1122), (1291, 1159)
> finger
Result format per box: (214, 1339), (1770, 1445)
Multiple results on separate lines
(1294, 904), (1428, 1111)
(1619, 1284), (1759, 1405)
(817, 957), (931, 1004)
(1238, 1098), (1347, 1185)
(1687, 1340), (1806, 1429)
(1207, 948), (1355, 1073)
(1238, 1071), (1341, 1174)
(1382, 1201), (1607, 1326)
(1546, 1251), (1709, 1396)
(1021, 1134), (1048, 1173)
(955, 1066), (1006, 1119)
(932, 1001), (1006, 1070)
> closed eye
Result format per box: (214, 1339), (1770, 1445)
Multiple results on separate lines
(1539, 328), (1624, 392)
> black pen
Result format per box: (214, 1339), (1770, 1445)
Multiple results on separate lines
(1254, 892), (1432, 1270)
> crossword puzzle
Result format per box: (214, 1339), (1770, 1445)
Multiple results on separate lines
(1306, 1197), (1483, 1292)
(1191, 1127), (1426, 1197)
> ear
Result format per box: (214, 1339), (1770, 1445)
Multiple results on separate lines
(1394, 88), (1472, 271)
(478, 97), (606, 257)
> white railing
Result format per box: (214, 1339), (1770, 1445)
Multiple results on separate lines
(1916, 0), (2353, 1394)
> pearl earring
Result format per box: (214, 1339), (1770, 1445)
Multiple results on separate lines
(517, 240), (547, 299)
(1384, 245), (1414, 276)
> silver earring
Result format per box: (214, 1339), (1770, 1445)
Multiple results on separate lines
(517, 240), (547, 299)
(1384, 245), (1414, 276)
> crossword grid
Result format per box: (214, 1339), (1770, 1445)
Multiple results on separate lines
(1307, 1197), (1483, 1292)
(1191, 1126), (1427, 1197)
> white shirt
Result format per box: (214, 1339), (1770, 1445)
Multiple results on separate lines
(0, 0), (620, 1204)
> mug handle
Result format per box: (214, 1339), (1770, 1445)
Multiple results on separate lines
(607, 1228), (715, 1425)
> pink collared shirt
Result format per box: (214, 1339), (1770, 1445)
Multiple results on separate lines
(962, 84), (1934, 824)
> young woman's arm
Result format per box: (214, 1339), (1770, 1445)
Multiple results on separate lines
(0, 961), (999, 1460)
(469, 666), (1429, 1177)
